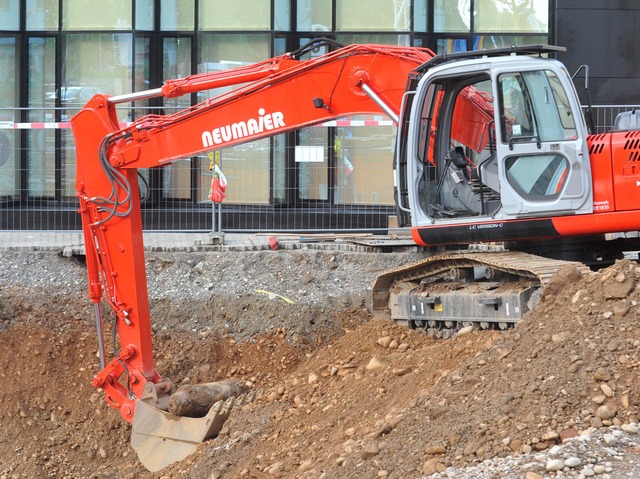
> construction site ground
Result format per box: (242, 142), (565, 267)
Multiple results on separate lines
(2, 233), (640, 478)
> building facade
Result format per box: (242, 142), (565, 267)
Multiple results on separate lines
(0, 1), (636, 231)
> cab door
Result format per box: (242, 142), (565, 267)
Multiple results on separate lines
(494, 66), (592, 217)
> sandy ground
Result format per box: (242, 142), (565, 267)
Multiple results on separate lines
(1, 249), (640, 478)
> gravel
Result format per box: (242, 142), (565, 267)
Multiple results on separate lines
(425, 425), (640, 479)
(3, 246), (640, 478)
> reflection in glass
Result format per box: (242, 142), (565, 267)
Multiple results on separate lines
(476, 0), (548, 33)
(200, 0), (270, 31)
(437, 38), (468, 53)
(298, 127), (328, 201)
(0, 37), (17, 198)
(335, 122), (396, 206)
(135, 0), (154, 31)
(161, 0), (194, 30)
(499, 70), (577, 144)
(63, 0), (132, 30)
(474, 35), (547, 50)
(61, 33), (134, 197)
(26, 0), (59, 31)
(28, 37), (56, 198)
(414, 0), (428, 32)
(337, 0), (410, 31)
(163, 37), (192, 109)
(64, 33), (133, 102)
(272, 134), (287, 204)
(0, 0), (19, 31)
(296, 0), (331, 32)
(434, 0), (470, 33)
(196, 34), (271, 204)
(133, 37), (150, 110)
(336, 34), (410, 47)
(274, 0), (290, 31)
(505, 154), (568, 198)
(163, 37), (192, 200)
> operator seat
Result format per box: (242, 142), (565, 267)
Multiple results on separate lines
(432, 147), (480, 217)
(450, 146), (471, 181)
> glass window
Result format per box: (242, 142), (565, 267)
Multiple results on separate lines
(63, 0), (132, 30)
(335, 123), (397, 205)
(336, 34), (410, 47)
(297, 37), (330, 58)
(214, 139), (270, 204)
(499, 70), (577, 144)
(135, 0), (154, 31)
(64, 34), (133, 101)
(298, 127), (328, 201)
(437, 38), (468, 53)
(29, 37), (55, 108)
(0, 37), (18, 199)
(272, 133), (287, 204)
(163, 37), (191, 108)
(475, 0), (548, 33)
(434, 0), (470, 33)
(296, 0), (331, 32)
(199, 0), (270, 31)
(198, 142), (272, 205)
(500, 73), (534, 141)
(61, 34), (134, 198)
(161, 0), (194, 30)
(0, 38), (18, 110)
(274, 0), (290, 31)
(133, 36), (150, 108)
(197, 34), (271, 204)
(162, 37), (192, 200)
(274, 36), (287, 56)
(474, 35), (548, 50)
(198, 33), (270, 87)
(0, 0), (19, 30)
(337, 0), (410, 32)
(0, 127), (18, 199)
(28, 37), (56, 198)
(414, 0), (428, 32)
(26, 0), (59, 31)
(505, 154), (569, 199)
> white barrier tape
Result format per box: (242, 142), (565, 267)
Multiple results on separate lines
(0, 119), (395, 130)
(0, 122), (71, 129)
(321, 120), (395, 127)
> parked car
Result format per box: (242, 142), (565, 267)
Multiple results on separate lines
(45, 86), (104, 105)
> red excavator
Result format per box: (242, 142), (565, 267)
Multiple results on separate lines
(70, 39), (640, 471)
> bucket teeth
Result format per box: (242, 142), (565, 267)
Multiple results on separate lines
(131, 388), (255, 472)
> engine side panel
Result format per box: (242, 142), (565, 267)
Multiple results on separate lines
(612, 130), (640, 211)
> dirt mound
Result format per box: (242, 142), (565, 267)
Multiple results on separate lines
(1, 251), (640, 478)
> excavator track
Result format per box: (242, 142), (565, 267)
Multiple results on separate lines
(372, 251), (591, 338)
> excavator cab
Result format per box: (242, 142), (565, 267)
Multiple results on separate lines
(396, 45), (593, 244)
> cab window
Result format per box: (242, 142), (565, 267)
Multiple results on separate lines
(499, 70), (577, 144)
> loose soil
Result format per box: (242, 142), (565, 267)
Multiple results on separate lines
(1, 248), (640, 478)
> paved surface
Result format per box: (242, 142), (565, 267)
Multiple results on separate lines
(0, 231), (420, 255)
(0, 231), (274, 253)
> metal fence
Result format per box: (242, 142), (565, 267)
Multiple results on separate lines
(1, 104), (638, 232)
(584, 105), (640, 134)
(0, 107), (400, 232)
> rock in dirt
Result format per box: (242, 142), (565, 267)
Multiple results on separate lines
(168, 379), (251, 417)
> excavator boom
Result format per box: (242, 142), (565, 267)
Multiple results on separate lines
(70, 39), (437, 471)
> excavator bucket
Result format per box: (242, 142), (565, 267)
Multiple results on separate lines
(131, 381), (254, 472)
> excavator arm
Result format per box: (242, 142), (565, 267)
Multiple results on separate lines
(70, 39), (436, 471)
